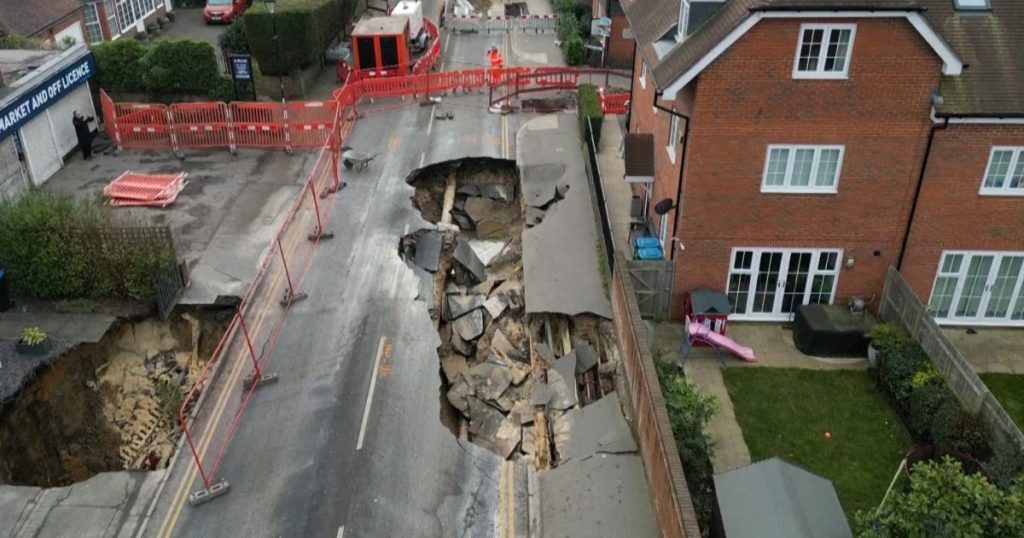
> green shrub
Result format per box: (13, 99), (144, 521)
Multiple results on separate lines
(906, 384), (948, 440)
(577, 83), (603, 146)
(867, 322), (909, 353)
(655, 360), (718, 536)
(21, 327), (47, 345)
(564, 34), (585, 66)
(92, 39), (149, 92)
(988, 437), (1024, 490)
(218, 18), (251, 54)
(875, 340), (930, 405)
(0, 191), (174, 302)
(557, 13), (579, 46)
(0, 34), (52, 50)
(142, 39), (223, 96)
(553, 0), (573, 13)
(244, 0), (353, 76)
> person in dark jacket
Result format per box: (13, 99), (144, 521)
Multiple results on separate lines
(72, 110), (95, 160)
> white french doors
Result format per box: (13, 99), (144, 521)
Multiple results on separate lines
(929, 251), (1024, 326)
(726, 248), (842, 320)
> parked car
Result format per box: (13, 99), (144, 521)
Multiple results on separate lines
(203, 0), (249, 24)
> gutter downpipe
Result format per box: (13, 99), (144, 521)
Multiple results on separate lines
(654, 90), (690, 261)
(626, 41), (637, 132)
(897, 112), (949, 271)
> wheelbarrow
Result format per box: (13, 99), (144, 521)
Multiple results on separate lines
(340, 146), (377, 171)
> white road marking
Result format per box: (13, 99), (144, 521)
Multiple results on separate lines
(443, 32), (451, 55)
(356, 337), (387, 450)
(403, 223), (409, 235)
(419, 151), (426, 168)
(337, 526), (345, 538)
(426, 111), (436, 136)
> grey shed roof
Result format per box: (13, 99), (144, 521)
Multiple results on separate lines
(689, 286), (730, 314)
(714, 458), (852, 538)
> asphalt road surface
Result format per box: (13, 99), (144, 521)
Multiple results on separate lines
(145, 16), (539, 537)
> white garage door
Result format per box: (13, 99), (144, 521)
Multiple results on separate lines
(55, 22), (86, 48)
(0, 136), (27, 199)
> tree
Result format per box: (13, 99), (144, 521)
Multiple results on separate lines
(856, 456), (1024, 537)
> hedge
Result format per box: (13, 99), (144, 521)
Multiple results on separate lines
(92, 38), (230, 100)
(0, 191), (174, 301)
(871, 326), (993, 462)
(244, 0), (356, 76)
(577, 83), (604, 146)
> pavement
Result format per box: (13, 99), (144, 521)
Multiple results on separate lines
(943, 327), (1024, 374)
(594, 115), (632, 256)
(519, 114), (612, 318)
(0, 471), (163, 538)
(45, 148), (318, 305)
(0, 312), (114, 343)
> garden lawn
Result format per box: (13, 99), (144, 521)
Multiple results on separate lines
(979, 373), (1024, 430)
(722, 367), (911, 521)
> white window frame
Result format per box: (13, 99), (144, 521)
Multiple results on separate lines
(929, 250), (1024, 326)
(639, 61), (647, 89)
(104, 0), (120, 39)
(760, 144), (844, 193)
(979, 146), (1024, 196)
(666, 115), (680, 163)
(84, 3), (104, 43)
(659, 212), (670, 248)
(725, 247), (843, 320)
(793, 23), (856, 80)
(676, 0), (691, 41)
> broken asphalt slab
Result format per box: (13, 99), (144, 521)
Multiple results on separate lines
(517, 115), (613, 318)
(413, 230), (444, 272)
(453, 239), (487, 284)
(559, 392), (638, 464)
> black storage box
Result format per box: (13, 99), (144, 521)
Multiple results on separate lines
(792, 303), (875, 357)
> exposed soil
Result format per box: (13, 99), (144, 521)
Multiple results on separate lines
(0, 309), (229, 488)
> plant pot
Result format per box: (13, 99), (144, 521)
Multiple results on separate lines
(16, 339), (52, 355)
(867, 342), (879, 368)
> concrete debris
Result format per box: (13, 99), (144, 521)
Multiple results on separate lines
(464, 362), (512, 401)
(457, 183), (481, 196)
(467, 239), (509, 267)
(453, 196), (466, 212)
(546, 366), (577, 411)
(452, 308), (485, 342)
(453, 239), (487, 284)
(469, 278), (499, 297)
(531, 382), (552, 407)
(464, 197), (516, 238)
(468, 398), (521, 459)
(535, 343), (555, 364)
(574, 342), (599, 374)
(451, 327), (475, 357)
(447, 378), (472, 414)
(559, 393), (638, 464)
(446, 282), (465, 295)
(451, 211), (475, 231)
(478, 183), (512, 203)
(444, 294), (485, 321)
(413, 230), (444, 272)
(412, 265), (433, 302)
(441, 354), (469, 385)
(552, 410), (572, 456)
(513, 398), (536, 425)
(491, 329), (526, 363)
(552, 350), (578, 392)
(483, 296), (508, 319)
(486, 352), (529, 385)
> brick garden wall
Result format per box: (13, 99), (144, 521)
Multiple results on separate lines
(611, 250), (702, 538)
(880, 267), (1024, 453)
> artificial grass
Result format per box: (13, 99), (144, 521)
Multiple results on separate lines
(979, 373), (1024, 430)
(721, 367), (912, 521)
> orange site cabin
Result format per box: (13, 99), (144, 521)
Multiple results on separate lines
(351, 16), (412, 77)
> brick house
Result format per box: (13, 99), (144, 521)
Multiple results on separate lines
(590, 0), (634, 67)
(619, 0), (1024, 327)
(79, 0), (174, 43)
(0, 0), (86, 46)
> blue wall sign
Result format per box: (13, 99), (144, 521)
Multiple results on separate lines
(230, 55), (253, 81)
(0, 53), (96, 141)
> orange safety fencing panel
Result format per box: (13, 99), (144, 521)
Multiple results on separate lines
(286, 101), (339, 149)
(115, 103), (173, 150)
(230, 102), (287, 148)
(171, 102), (232, 150)
(99, 89), (119, 144)
(601, 92), (630, 114)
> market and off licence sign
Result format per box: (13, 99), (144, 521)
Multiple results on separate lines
(0, 52), (96, 140)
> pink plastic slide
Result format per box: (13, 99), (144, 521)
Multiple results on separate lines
(688, 323), (757, 362)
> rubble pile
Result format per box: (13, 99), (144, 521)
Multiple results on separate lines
(403, 158), (625, 468)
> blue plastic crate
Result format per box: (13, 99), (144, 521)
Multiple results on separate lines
(636, 247), (664, 260)
(634, 236), (661, 250)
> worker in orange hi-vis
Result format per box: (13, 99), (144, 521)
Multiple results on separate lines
(487, 46), (505, 69)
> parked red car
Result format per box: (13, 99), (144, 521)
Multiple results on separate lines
(203, 0), (249, 24)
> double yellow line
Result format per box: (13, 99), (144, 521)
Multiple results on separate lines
(156, 230), (306, 537)
(499, 460), (517, 538)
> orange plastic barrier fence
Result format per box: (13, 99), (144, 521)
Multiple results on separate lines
(171, 102), (232, 150)
(99, 89), (118, 144)
(230, 102), (287, 148)
(286, 101), (339, 149)
(601, 92), (630, 114)
(115, 103), (172, 149)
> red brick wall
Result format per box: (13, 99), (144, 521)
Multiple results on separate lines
(607, 15), (635, 67)
(900, 124), (1024, 302)
(34, 10), (86, 44)
(669, 18), (942, 318)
